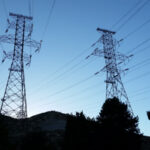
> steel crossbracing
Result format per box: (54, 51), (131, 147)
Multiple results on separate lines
(0, 13), (41, 118)
(87, 28), (133, 114)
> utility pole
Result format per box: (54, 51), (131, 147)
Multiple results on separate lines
(0, 13), (41, 118)
(86, 27), (133, 114)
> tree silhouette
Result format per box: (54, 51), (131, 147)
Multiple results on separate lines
(97, 97), (141, 150)
(63, 112), (89, 150)
(0, 115), (10, 150)
(21, 131), (55, 150)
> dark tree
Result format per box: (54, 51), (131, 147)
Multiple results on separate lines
(97, 97), (141, 150)
(0, 115), (10, 150)
(21, 131), (55, 150)
(63, 112), (94, 150)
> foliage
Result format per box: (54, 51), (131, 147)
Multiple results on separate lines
(63, 98), (142, 150)
(97, 97), (141, 150)
(63, 111), (96, 150)
(21, 131), (56, 150)
(0, 99), (142, 150)
(97, 97), (140, 133)
(0, 115), (11, 150)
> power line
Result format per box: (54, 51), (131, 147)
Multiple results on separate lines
(28, 0), (32, 16)
(31, 84), (103, 110)
(116, 0), (150, 32)
(29, 57), (97, 96)
(44, 42), (150, 103)
(64, 58), (150, 104)
(29, 3), (150, 101)
(29, 31), (150, 98)
(29, 56), (150, 111)
(123, 17), (150, 40)
(38, 79), (104, 107)
(59, 90), (103, 107)
(126, 37), (150, 54)
(28, 59), (84, 95)
(111, 0), (142, 29)
(57, 57), (150, 103)
(33, 79), (150, 111)
(33, 52), (150, 108)
(129, 58), (150, 70)
(31, 0), (34, 17)
(126, 70), (150, 84)
(63, 58), (150, 104)
(2, 0), (8, 18)
(37, 74), (95, 101)
(131, 85), (150, 94)
(28, 39), (100, 95)
(31, 36), (150, 95)
(41, 84), (149, 111)
(131, 96), (149, 104)
(28, 48), (89, 94)
(41, 0), (56, 40)
(31, 46), (150, 108)
(131, 87), (150, 97)
(133, 45), (150, 56)
(30, 84), (149, 114)
(33, 57), (150, 108)
(28, 0), (150, 113)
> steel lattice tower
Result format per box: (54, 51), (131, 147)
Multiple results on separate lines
(0, 13), (41, 118)
(87, 28), (133, 113)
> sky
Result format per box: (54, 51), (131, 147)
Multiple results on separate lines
(0, 0), (150, 136)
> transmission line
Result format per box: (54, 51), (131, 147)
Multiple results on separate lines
(28, 39), (100, 95)
(29, 57), (97, 96)
(2, 0), (8, 18)
(30, 8), (150, 98)
(37, 74), (95, 101)
(126, 37), (150, 54)
(30, 57), (150, 111)
(28, 0), (32, 16)
(116, 0), (150, 32)
(40, 79), (104, 107)
(41, 0), (56, 40)
(131, 87), (150, 97)
(111, 0), (142, 29)
(126, 70), (150, 84)
(123, 17), (150, 40)
(34, 56), (150, 107)
(60, 57), (150, 102)
(130, 58), (150, 70)
(32, 42), (150, 108)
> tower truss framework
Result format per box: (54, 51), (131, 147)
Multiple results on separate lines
(0, 13), (41, 118)
(87, 28), (133, 113)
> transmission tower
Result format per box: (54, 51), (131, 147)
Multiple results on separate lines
(86, 27), (133, 113)
(0, 13), (41, 118)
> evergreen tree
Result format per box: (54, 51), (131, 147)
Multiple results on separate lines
(97, 97), (141, 150)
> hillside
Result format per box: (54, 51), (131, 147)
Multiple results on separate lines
(0, 111), (67, 149)
(0, 111), (150, 150)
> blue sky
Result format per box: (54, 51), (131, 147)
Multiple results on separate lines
(0, 0), (150, 136)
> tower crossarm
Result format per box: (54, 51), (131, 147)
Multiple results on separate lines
(2, 50), (32, 66)
(0, 34), (42, 52)
(85, 48), (104, 59)
(0, 34), (14, 44)
(24, 39), (42, 52)
(116, 52), (133, 64)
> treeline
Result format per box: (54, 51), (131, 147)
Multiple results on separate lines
(0, 97), (142, 150)
(63, 97), (142, 150)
